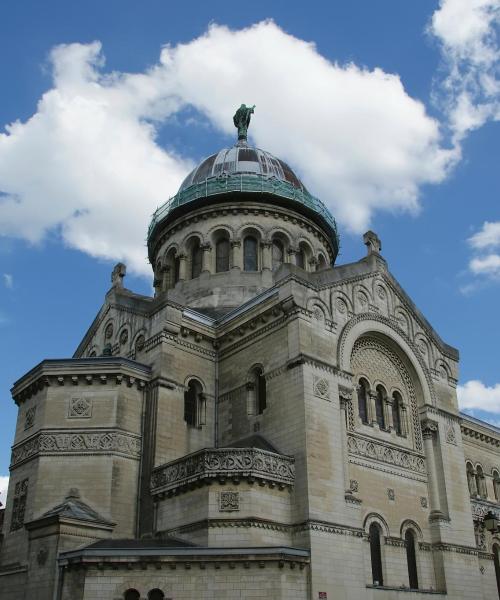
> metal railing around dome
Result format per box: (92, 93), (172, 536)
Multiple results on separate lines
(147, 173), (338, 242)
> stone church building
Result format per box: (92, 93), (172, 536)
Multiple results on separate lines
(1, 108), (500, 599)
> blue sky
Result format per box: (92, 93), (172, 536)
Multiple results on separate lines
(1, 0), (500, 500)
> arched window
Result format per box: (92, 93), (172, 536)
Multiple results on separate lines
(124, 590), (140, 600)
(244, 236), (258, 271)
(375, 385), (386, 429)
(466, 462), (477, 497)
(272, 239), (284, 271)
(493, 544), (500, 599)
(148, 590), (165, 600)
(392, 391), (402, 436)
(174, 255), (180, 283)
(191, 239), (202, 279)
(405, 529), (419, 589)
(369, 522), (384, 586)
(296, 248), (305, 269)
(253, 367), (267, 414)
(317, 253), (327, 270)
(216, 238), (230, 272)
(476, 466), (487, 499)
(184, 379), (204, 427)
(494, 471), (500, 502)
(357, 379), (369, 425)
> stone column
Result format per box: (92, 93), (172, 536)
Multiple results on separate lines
(201, 243), (212, 273)
(287, 247), (297, 265)
(261, 242), (272, 270)
(308, 256), (318, 272)
(421, 420), (443, 517)
(231, 239), (242, 270)
(178, 253), (187, 281)
(368, 391), (377, 426)
(161, 265), (170, 292)
(339, 387), (353, 495)
(401, 405), (408, 436)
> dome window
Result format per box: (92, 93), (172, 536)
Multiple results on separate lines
(244, 236), (258, 271)
(216, 238), (230, 273)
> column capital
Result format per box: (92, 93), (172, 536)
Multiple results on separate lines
(230, 239), (241, 248)
(421, 419), (438, 439)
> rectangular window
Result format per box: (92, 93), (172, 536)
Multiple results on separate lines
(10, 478), (28, 531)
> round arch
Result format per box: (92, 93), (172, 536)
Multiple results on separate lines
(337, 314), (436, 407)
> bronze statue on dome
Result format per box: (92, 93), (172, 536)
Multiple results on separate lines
(233, 104), (255, 141)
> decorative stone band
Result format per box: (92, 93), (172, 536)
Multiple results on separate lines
(10, 429), (141, 467)
(347, 433), (426, 476)
(151, 448), (295, 495)
(471, 498), (500, 520)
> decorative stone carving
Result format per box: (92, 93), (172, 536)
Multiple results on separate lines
(363, 230), (381, 254)
(37, 546), (48, 566)
(10, 478), (28, 531)
(104, 323), (113, 339)
(219, 491), (240, 512)
(24, 406), (36, 430)
(335, 298), (347, 314)
(347, 434), (425, 475)
(135, 334), (145, 352)
(387, 488), (395, 501)
(376, 285), (387, 301)
(421, 419), (438, 440)
(11, 430), (141, 467)
(151, 448), (295, 495)
(420, 496), (428, 508)
(119, 329), (129, 345)
(351, 336), (422, 451)
(111, 262), (126, 287)
(68, 397), (92, 419)
(312, 307), (324, 322)
(313, 377), (330, 400)
(349, 479), (359, 493)
(445, 424), (457, 445)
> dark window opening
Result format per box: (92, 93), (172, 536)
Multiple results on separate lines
(216, 238), (230, 272)
(392, 391), (402, 435)
(369, 523), (384, 586)
(184, 380), (200, 427)
(375, 385), (386, 429)
(296, 249), (305, 269)
(148, 590), (165, 600)
(405, 530), (419, 590)
(256, 368), (267, 414)
(124, 590), (140, 600)
(191, 240), (202, 279)
(174, 256), (180, 283)
(244, 236), (258, 271)
(358, 379), (369, 424)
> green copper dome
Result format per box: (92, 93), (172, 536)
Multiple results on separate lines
(148, 106), (339, 259)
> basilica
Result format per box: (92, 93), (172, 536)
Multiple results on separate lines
(1, 107), (500, 600)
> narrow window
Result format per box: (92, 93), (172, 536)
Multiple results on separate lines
(493, 544), (500, 599)
(216, 238), (230, 272)
(191, 240), (202, 278)
(272, 240), (284, 271)
(148, 590), (165, 600)
(184, 380), (198, 427)
(405, 530), (419, 589)
(357, 379), (368, 424)
(244, 236), (258, 271)
(466, 463), (476, 496)
(375, 385), (386, 429)
(317, 254), (327, 270)
(476, 466), (487, 499)
(255, 367), (267, 414)
(174, 255), (180, 283)
(369, 522), (383, 586)
(392, 391), (402, 435)
(494, 471), (500, 502)
(296, 248), (305, 269)
(124, 590), (140, 600)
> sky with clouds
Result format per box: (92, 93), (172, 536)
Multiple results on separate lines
(0, 0), (499, 490)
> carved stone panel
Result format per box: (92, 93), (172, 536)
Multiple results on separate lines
(68, 396), (92, 419)
(219, 491), (240, 512)
(313, 376), (330, 400)
(24, 406), (36, 430)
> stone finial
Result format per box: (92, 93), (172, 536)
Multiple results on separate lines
(111, 262), (126, 288)
(363, 231), (381, 255)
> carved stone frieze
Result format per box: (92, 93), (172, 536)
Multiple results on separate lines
(347, 433), (426, 475)
(151, 448), (295, 495)
(10, 429), (141, 466)
(471, 498), (500, 520)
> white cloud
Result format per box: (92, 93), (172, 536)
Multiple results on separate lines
(458, 379), (500, 414)
(0, 22), (458, 274)
(0, 475), (8, 506)
(429, 0), (500, 140)
(3, 273), (13, 288)
(466, 222), (500, 282)
(469, 221), (500, 248)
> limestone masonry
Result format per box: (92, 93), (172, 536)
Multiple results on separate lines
(1, 110), (500, 600)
